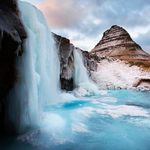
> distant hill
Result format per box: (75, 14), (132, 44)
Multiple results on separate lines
(90, 25), (150, 69)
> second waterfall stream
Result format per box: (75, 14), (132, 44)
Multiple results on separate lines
(73, 48), (100, 96)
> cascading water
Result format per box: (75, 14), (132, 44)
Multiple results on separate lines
(7, 1), (60, 133)
(73, 48), (100, 96)
(1, 2), (150, 150)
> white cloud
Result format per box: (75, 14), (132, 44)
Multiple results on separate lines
(23, 0), (150, 52)
(38, 0), (85, 28)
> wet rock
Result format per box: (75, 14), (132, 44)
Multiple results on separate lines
(53, 34), (75, 91)
(53, 34), (94, 90)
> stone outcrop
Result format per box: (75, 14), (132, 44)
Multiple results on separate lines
(53, 34), (75, 91)
(82, 51), (97, 73)
(53, 34), (94, 90)
(90, 25), (150, 68)
(0, 0), (27, 134)
(133, 78), (150, 89)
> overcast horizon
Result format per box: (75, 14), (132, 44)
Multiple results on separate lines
(22, 0), (150, 53)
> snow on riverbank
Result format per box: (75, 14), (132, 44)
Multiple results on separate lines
(92, 59), (150, 90)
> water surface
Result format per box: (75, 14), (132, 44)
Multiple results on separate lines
(1, 90), (150, 150)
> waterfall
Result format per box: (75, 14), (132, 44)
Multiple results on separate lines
(73, 48), (100, 96)
(7, 1), (60, 133)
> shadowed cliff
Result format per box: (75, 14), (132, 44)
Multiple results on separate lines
(0, 0), (27, 134)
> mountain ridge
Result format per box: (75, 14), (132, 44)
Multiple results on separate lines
(90, 25), (150, 68)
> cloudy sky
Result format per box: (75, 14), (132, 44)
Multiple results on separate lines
(22, 0), (150, 52)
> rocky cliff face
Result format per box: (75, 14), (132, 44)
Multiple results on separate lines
(82, 51), (98, 73)
(53, 34), (75, 91)
(0, 0), (27, 134)
(53, 34), (94, 90)
(90, 25), (150, 69)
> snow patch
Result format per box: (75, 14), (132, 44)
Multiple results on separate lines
(92, 59), (150, 90)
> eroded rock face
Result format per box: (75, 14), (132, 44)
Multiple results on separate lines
(133, 78), (150, 90)
(82, 51), (98, 73)
(0, 0), (27, 134)
(91, 25), (150, 68)
(53, 34), (94, 90)
(53, 34), (74, 91)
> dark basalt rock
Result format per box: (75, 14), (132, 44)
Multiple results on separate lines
(0, 0), (27, 134)
(91, 25), (150, 68)
(0, 0), (19, 14)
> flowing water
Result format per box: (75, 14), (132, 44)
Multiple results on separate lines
(1, 2), (150, 150)
(7, 1), (60, 133)
(73, 49), (100, 96)
(1, 90), (150, 150)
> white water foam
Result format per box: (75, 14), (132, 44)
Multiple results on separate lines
(8, 1), (60, 133)
(75, 104), (149, 119)
(73, 49), (100, 96)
